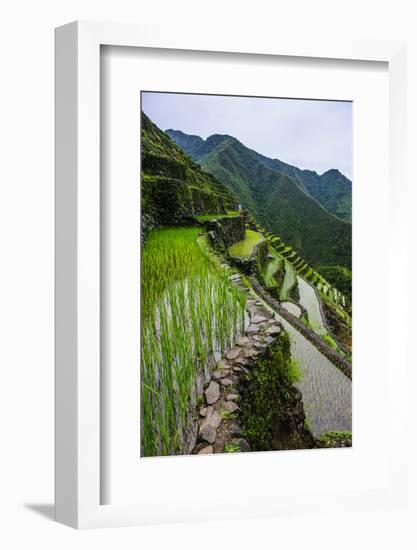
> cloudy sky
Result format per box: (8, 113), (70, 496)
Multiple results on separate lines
(141, 91), (352, 180)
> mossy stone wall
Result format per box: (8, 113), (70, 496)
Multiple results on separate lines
(204, 216), (245, 251)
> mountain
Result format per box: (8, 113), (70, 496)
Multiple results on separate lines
(141, 114), (237, 228)
(164, 129), (205, 159)
(295, 169), (352, 223)
(166, 130), (351, 269)
(166, 129), (352, 223)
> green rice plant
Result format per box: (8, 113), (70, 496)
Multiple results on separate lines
(141, 227), (246, 457)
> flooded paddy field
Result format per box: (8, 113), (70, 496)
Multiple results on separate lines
(274, 311), (352, 437)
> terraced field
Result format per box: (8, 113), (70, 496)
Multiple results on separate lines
(273, 311), (352, 437)
(280, 261), (297, 300)
(141, 227), (247, 456)
(228, 229), (264, 257)
(263, 249), (283, 288)
(255, 219), (351, 323)
(297, 276), (327, 336)
(195, 211), (240, 222)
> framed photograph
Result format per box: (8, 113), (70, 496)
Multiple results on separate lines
(55, 21), (407, 528)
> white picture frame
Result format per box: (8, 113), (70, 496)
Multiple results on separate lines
(55, 20), (407, 529)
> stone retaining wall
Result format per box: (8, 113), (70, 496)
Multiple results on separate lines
(229, 255), (257, 275)
(229, 238), (268, 276)
(141, 213), (156, 248)
(193, 272), (310, 454)
(256, 239), (269, 267)
(204, 216), (245, 250)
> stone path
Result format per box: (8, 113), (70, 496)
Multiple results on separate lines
(193, 274), (285, 454)
(193, 269), (352, 453)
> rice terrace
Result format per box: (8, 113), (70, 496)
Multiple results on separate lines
(140, 92), (352, 456)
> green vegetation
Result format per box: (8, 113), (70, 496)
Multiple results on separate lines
(316, 431), (352, 448)
(167, 129), (352, 267)
(262, 249), (283, 288)
(168, 130), (352, 222)
(141, 113), (236, 227)
(287, 359), (303, 383)
(228, 229), (264, 257)
(220, 409), (237, 420)
(142, 226), (204, 321)
(194, 210), (240, 222)
(263, 221), (351, 321)
(304, 416), (313, 434)
(323, 334), (339, 350)
(141, 226), (246, 456)
(240, 334), (305, 451)
(139, 114), (352, 456)
(282, 315), (352, 437)
(319, 287), (351, 326)
(165, 120), (351, 321)
(164, 129), (205, 159)
(316, 265), (352, 302)
(301, 316), (312, 330)
(300, 169), (352, 223)
(242, 214), (351, 350)
(224, 442), (242, 453)
(280, 261), (298, 301)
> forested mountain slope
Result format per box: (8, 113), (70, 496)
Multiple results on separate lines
(167, 129), (352, 222)
(167, 129), (351, 268)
